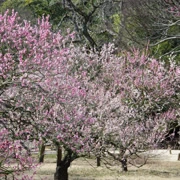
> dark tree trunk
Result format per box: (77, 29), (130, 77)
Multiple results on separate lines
(57, 147), (62, 165)
(54, 147), (72, 180)
(96, 156), (101, 167)
(54, 164), (68, 180)
(54, 165), (69, 180)
(39, 143), (45, 163)
(121, 158), (128, 172)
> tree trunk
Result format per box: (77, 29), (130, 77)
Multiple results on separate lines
(96, 156), (101, 167)
(54, 146), (71, 180)
(57, 147), (62, 165)
(39, 143), (45, 163)
(121, 158), (128, 172)
(54, 165), (69, 180)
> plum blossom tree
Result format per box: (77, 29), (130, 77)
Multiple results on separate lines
(98, 48), (179, 171)
(69, 44), (180, 171)
(0, 10), (96, 180)
(0, 9), (179, 180)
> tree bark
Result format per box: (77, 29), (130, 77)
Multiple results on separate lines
(54, 146), (71, 180)
(96, 156), (101, 167)
(121, 158), (128, 172)
(57, 146), (62, 165)
(54, 165), (69, 180)
(39, 143), (45, 163)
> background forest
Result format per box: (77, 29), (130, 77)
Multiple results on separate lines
(0, 0), (180, 61)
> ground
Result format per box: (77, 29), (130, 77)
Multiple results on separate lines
(15, 149), (180, 180)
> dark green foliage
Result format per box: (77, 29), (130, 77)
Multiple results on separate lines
(1, 0), (179, 60)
